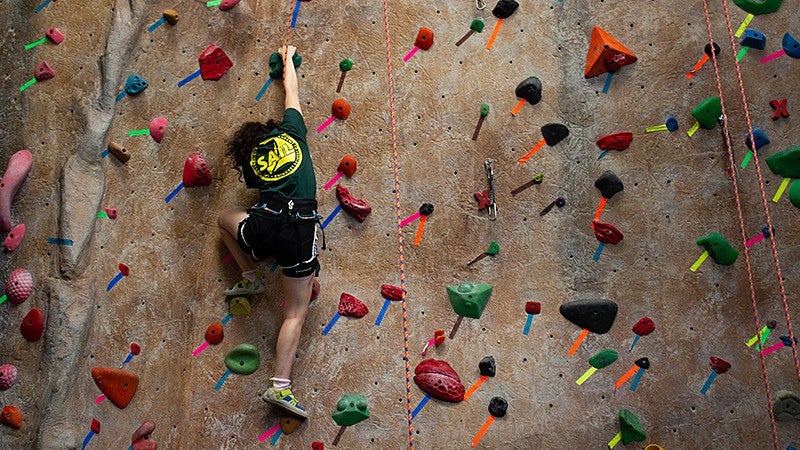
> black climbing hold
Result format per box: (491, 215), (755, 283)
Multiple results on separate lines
(492, 0), (519, 19)
(634, 357), (650, 369)
(515, 76), (542, 105)
(704, 42), (721, 57)
(559, 299), (618, 334)
(594, 171), (624, 199)
(780, 335), (797, 347)
(488, 396), (508, 417)
(767, 320), (777, 329)
(419, 203), (434, 216)
(479, 356), (496, 377)
(541, 124), (569, 147)
(555, 197), (566, 208)
(774, 390), (800, 421)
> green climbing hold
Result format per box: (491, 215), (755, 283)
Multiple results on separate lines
(533, 173), (544, 183)
(619, 408), (646, 444)
(692, 97), (722, 129)
(470, 19), (485, 33)
(339, 58), (353, 72)
(486, 241), (500, 256)
(588, 349), (618, 369)
(332, 393), (370, 426)
(696, 232), (739, 266)
(224, 343), (260, 375)
(229, 297), (251, 315)
(480, 103), (490, 118)
(733, 0), (783, 15)
(789, 180), (800, 209)
(447, 282), (493, 319)
(765, 146), (800, 179)
(268, 52), (302, 80)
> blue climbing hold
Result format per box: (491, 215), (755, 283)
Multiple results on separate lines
(740, 29), (766, 50)
(782, 32), (800, 59)
(665, 116), (679, 132)
(745, 127), (770, 151)
(124, 73), (148, 96)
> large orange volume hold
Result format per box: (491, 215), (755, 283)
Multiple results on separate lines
(584, 26), (637, 78)
(91, 367), (140, 409)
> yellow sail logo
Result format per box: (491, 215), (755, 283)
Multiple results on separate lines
(250, 133), (302, 181)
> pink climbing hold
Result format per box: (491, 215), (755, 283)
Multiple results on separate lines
(219, 0), (240, 10)
(34, 61), (55, 81)
(105, 207), (118, 219)
(0, 149), (33, 232)
(6, 268), (33, 304)
(198, 44), (233, 81)
(0, 364), (17, 390)
(149, 117), (167, 143)
(20, 308), (44, 342)
(131, 420), (158, 450)
(4, 223), (26, 252)
(183, 153), (212, 187)
(45, 27), (64, 45)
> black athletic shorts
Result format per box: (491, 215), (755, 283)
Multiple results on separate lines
(236, 195), (320, 278)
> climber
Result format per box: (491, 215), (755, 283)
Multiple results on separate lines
(217, 44), (317, 419)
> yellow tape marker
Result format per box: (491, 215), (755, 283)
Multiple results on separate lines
(772, 178), (791, 203)
(690, 251), (709, 272)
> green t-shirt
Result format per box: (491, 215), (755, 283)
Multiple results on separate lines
(243, 108), (316, 199)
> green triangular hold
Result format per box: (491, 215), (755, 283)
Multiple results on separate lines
(229, 297), (251, 315)
(619, 408), (646, 444)
(332, 393), (371, 426)
(765, 146), (800, 179)
(447, 282), (493, 319)
(692, 97), (722, 129)
(486, 241), (500, 256)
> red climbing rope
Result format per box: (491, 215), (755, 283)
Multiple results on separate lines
(381, 0), (415, 448)
(717, 0), (800, 382)
(699, 1), (778, 448)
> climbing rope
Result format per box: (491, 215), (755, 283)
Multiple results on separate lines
(381, 0), (415, 448)
(717, 0), (800, 382)
(699, 1), (779, 448)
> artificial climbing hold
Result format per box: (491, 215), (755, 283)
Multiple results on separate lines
(710, 356), (731, 374)
(198, 44), (233, 81)
(413, 359), (465, 402)
(619, 408), (647, 444)
(740, 29), (766, 49)
(5, 268), (33, 304)
(4, 223), (25, 252)
(149, 117), (167, 143)
(447, 282), (493, 319)
(525, 302), (541, 315)
(205, 323), (224, 345)
(34, 61), (55, 81)
(592, 221), (624, 245)
(0, 149), (33, 232)
(20, 308), (44, 342)
(0, 405), (22, 429)
(224, 344), (260, 375)
(692, 97), (722, 129)
(559, 299), (618, 334)
(588, 349), (618, 369)
(745, 127), (770, 151)
(280, 416), (302, 434)
(782, 32), (800, 58)
(632, 317), (656, 336)
(488, 396), (508, 417)
(124, 73), (148, 96)
(635, 358), (650, 369)
(595, 171), (624, 199)
(91, 367), (140, 409)
(515, 76), (542, 105)
(107, 142), (130, 163)
(219, 0), (240, 11)
(414, 27), (435, 50)
(229, 297), (251, 315)
(381, 284), (403, 301)
(268, 52), (302, 80)
(765, 146), (800, 178)
(596, 132), (633, 151)
(45, 27), (64, 44)
(338, 292), (369, 318)
(332, 393), (371, 426)
(788, 180), (800, 209)
(131, 420), (157, 450)
(696, 232), (739, 266)
(773, 390), (800, 421)
(584, 26), (637, 78)
(733, 0), (783, 15)
(470, 19), (485, 32)
(0, 364), (17, 390)
(337, 155), (357, 178)
(541, 124), (570, 146)
(479, 356), (496, 377)
(492, 0), (519, 18)
(331, 99), (352, 120)
(339, 59), (353, 72)
(182, 153), (212, 187)
(419, 203), (434, 216)
(335, 184), (371, 222)
(163, 10), (179, 25)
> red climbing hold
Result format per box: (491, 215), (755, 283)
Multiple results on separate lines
(337, 155), (358, 178)
(130, 342), (141, 355)
(331, 99), (351, 120)
(4, 223), (25, 252)
(525, 301), (541, 315)
(413, 358), (465, 403)
(90, 418), (101, 434)
(414, 27), (435, 50)
(149, 117), (167, 143)
(709, 356), (731, 374)
(592, 220), (624, 245)
(205, 322), (224, 345)
(0, 149), (33, 232)
(91, 367), (140, 409)
(335, 184), (371, 222)
(131, 420), (157, 450)
(0, 405), (22, 429)
(596, 132), (633, 151)
(381, 284), (403, 301)
(182, 153), (212, 187)
(34, 61), (56, 81)
(20, 308), (44, 342)
(118, 263), (130, 277)
(198, 44), (233, 81)
(770, 99), (789, 120)
(338, 292), (369, 318)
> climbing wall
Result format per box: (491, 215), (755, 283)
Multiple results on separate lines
(1, 0), (799, 448)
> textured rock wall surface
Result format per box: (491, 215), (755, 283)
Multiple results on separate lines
(0, 0), (799, 448)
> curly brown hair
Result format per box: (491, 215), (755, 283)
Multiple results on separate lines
(226, 120), (280, 178)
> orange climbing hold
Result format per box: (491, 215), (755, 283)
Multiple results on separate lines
(91, 367), (140, 409)
(584, 26), (637, 79)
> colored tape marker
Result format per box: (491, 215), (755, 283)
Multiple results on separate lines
(522, 313), (534, 336)
(374, 298), (391, 326)
(321, 205), (342, 229)
(255, 78), (273, 101)
(290, 0), (302, 28)
(410, 394), (430, 419)
(221, 313), (233, 325)
(772, 178), (791, 202)
(34, 0), (52, 13)
(400, 211), (421, 227)
(316, 115), (336, 133)
(734, 14), (754, 38)
(214, 369), (231, 391)
(700, 370), (717, 395)
(24, 37), (48, 51)
(323, 172), (343, 191)
(192, 341), (210, 357)
(19, 78), (37, 92)
(322, 312), (341, 335)
(178, 69), (202, 88)
(690, 251), (709, 272)
(602, 71), (614, 94)
(403, 46), (420, 62)
(127, 129), (150, 137)
(148, 17), (166, 33)
(165, 182), (185, 203)
(258, 423), (281, 443)
(48, 237), (74, 245)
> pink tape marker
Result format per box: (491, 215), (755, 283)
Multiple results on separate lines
(400, 212), (421, 227)
(316, 116), (335, 133)
(403, 46), (420, 62)
(95, 394), (106, 404)
(192, 341), (210, 357)
(761, 342), (784, 355)
(258, 423), (282, 443)
(404, 27), (434, 63)
(323, 172), (343, 190)
(760, 49), (786, 64)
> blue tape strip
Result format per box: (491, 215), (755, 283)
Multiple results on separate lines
(122, 352), (134, 366)
(48, 237), (74, 246)
(411, 394), (430, 419)
(522, 313), (533, 336)
(592, 242), (605, 262)
(322, 312), (340, 335)
(178, 69), (201, 88)
(629, 334), (641, 352)
(106, 272), (124, 292)
(101, 149), (110, 158)
(602, 71), (615, 94)
(270, 429), (283, 445)
(597, 150), (609, 160)
(700, 371), (717, 395)
(148, 17), (166, 33)
(81, 431), (94, 450)
(221, 313), (233, 325)
(255, 78), (273, 101)
(165, 182), (185, 203)
(290, 0), (302, 28)
(629, 368), (645, 391)
(34, 0), (52, 13)
(214, 369), (231, 391)
(321, 205), (342, 229)
(115, 91), (127, 102)
(375, 298), (391, 326)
